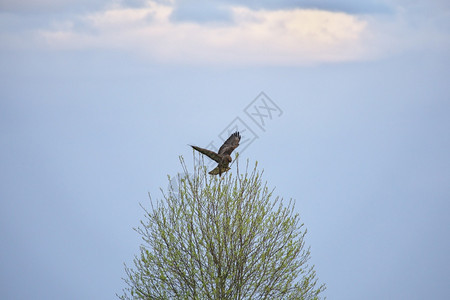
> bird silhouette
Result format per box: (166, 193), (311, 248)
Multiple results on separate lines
(191, 131), (241, 176)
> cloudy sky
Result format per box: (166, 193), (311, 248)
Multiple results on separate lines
(1, 0), (449, 299)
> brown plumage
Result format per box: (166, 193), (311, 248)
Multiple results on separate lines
(191, 131), (241, 176)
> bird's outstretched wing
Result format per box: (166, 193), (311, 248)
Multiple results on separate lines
(191, 145), (222, 163)
(218, 131), (241, 156)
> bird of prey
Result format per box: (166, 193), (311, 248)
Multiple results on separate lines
(191, 131), (241, 176)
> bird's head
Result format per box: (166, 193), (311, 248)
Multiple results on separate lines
(224, 155), (232, 163)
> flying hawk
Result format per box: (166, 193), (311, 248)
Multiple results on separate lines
(191, 131), (241, 176)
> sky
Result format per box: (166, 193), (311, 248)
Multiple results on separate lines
(1, 0), (449, 299)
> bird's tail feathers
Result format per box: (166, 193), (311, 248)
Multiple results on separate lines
(209, 166), (231, 176)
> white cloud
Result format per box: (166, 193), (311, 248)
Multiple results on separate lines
(2, 0), (449, 65)
(36, 1), (371, 65)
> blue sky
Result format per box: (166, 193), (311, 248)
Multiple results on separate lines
(1, 0), (449, 299)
